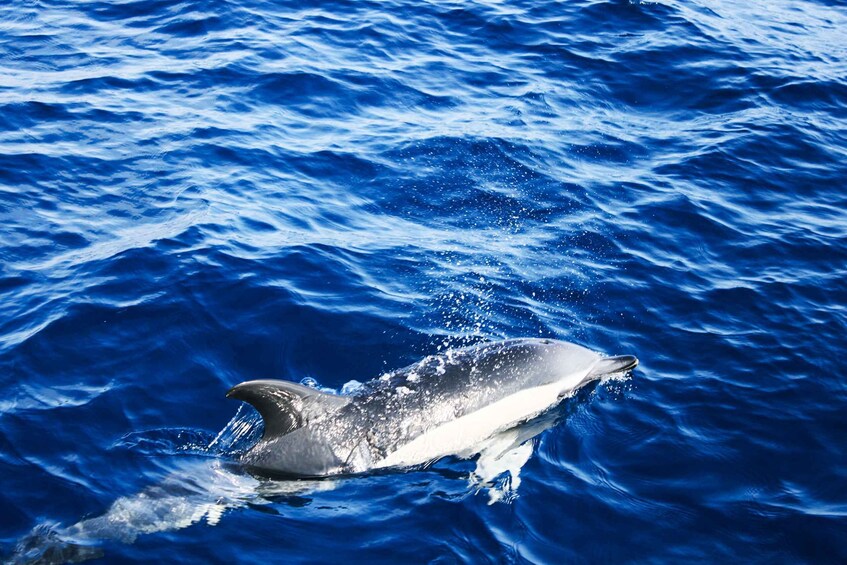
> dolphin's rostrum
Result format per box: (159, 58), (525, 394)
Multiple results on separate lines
(227, 338), (637, 478)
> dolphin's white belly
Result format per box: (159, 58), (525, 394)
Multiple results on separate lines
(374, 380), (566, 469)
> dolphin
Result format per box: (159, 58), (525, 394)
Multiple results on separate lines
(227, 338), (637, 478)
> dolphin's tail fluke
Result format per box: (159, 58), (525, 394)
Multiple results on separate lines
(589, 355), (638, 378)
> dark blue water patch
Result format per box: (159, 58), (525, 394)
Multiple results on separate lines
(82, 0), (187, 23)
(764, 77), (847, 113)
(61, 75), (161, 95)
(155, 15), (228, 38)
(378, 136), (593, 226)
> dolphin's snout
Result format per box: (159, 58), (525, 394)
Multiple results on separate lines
(588, 355), (638, 378)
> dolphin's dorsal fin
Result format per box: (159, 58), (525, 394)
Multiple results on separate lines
(226, 380), (351, 440)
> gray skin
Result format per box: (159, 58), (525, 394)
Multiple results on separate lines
(227, 338), (637, 478)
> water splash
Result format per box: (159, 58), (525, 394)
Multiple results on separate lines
(206, 404), (264, 456)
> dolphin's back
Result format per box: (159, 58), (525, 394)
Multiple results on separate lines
(339, 339), (594, 468)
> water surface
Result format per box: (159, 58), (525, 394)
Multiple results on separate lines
(1, 0), (846, 562)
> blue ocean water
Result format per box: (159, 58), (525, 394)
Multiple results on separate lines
(2, 0), (846, 561)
